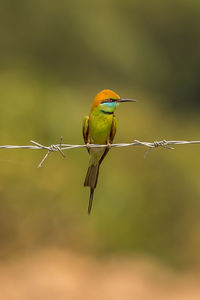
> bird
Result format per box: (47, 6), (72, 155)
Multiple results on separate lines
(83, 89), (136, 214)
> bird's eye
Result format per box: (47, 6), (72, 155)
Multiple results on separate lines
(101, 98), (114, 104)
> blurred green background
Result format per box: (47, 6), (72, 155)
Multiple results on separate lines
(0, 0), (200, 269)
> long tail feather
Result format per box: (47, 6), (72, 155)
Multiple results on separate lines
(88, 188), (94, 214)
(84, 164), (100, 189)
(84, 163), (100, 214)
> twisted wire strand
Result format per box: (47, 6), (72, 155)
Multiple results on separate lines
(0, 139), (199, 168)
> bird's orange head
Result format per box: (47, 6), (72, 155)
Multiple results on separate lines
(90, 89), (120, 112)
(90, 89), (136, 112)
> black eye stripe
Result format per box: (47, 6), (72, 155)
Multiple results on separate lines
(101, 98), (115, 104)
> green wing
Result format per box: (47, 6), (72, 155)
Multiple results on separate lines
(83, 115), (89, 144)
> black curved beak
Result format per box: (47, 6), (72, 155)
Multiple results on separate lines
(117, 98), (137, 103)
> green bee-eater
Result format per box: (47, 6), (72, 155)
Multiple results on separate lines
(83, 89), (136, 214)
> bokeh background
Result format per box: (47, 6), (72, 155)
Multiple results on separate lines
(0, 0), (200, 299)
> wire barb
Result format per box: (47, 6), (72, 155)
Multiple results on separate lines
(0, 138), (199, 167)
(134, 139), (175, 158)
(30, 137), (66, 168)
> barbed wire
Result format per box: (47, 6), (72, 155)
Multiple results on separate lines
(0, 138), (199, 168)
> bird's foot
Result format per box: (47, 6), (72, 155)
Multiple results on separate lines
(86, 142), (90, 150)
(107, 142), (111, 149)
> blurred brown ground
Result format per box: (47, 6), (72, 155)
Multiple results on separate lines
(0, 248), (200, 300)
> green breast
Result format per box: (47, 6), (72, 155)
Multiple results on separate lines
(89, 108), (113, 144)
